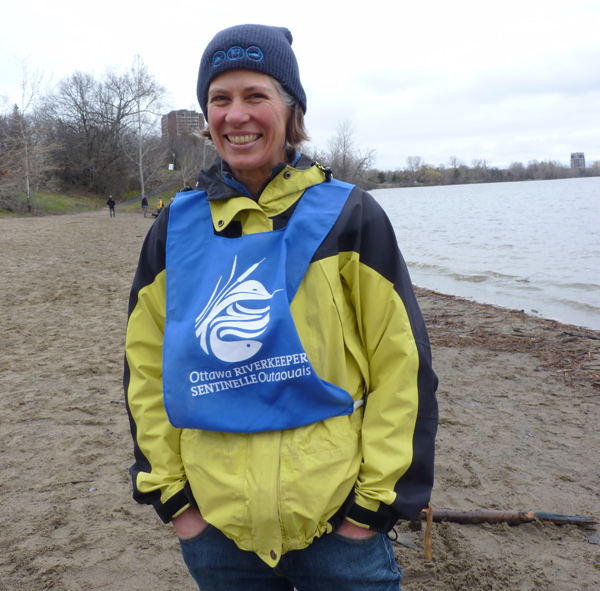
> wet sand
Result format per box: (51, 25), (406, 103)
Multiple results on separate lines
(1, 210), (598, 590)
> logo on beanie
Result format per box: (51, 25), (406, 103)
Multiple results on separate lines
(212, 46), (264, 67)
(227, 46), (244, 60)
(246, 46), (263, 60)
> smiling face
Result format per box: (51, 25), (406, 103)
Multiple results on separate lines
(207, 70), (291, 194)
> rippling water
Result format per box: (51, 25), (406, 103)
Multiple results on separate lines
(371, 177), (600, 330)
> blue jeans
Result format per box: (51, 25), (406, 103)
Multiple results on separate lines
(179, 525), (402, 591)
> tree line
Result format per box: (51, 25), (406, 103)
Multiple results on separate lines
(1, 59), (598, 212)
(0, 57), (177, 212)
(369, 155), (600, 189)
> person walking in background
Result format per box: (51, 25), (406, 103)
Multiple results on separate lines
(106, 195), (115, 217)
(124, 24), (438, 591)
(156, 197), (164, 215)
(141, 195), (148, 217)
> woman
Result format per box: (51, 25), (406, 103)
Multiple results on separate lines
(124, 24), (438, 591)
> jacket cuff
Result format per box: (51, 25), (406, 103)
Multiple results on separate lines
(345, 502), (398, 533)
(154, 485), (192, 524)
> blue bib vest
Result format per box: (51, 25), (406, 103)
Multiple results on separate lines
(163, 179), (361, 433)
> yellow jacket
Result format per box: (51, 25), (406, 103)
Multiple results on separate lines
(124, 156), (438, 566)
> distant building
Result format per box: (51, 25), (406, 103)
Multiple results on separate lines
(161, 110), (205, 139)
(570, 152), (585, 169)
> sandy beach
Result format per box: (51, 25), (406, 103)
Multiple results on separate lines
(1, 209), (598, 591)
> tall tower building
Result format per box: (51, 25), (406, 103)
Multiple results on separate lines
(161, 110), (205, 139)
(570, 152), (585, 169)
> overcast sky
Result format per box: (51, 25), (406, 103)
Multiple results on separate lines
(2, 0), (599, 171)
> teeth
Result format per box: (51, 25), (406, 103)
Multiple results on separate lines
(228, 134), (259, 145)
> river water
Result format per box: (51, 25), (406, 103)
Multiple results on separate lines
(371, 176), (600, 330)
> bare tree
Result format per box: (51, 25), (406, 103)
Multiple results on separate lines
(446, 156), (464, 184)
(50, 71), (128, 193)
(447, 155), (463, 170)
(50, 58), (168, 197)
(508, 161), (526, 181)
(406, 156), (424, 172)
(325, 119), (376, 186)
(405, 156), (424, 184)
(0, 61), (56, 211)
(117, 55), (167, 198)
(169, 133), (217, 188)
(470, 159), (489, 182)
(123, 133), (170, 192)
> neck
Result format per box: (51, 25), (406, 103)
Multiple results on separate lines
(234, 168), (270, 198)
(229, 150), (293, 198)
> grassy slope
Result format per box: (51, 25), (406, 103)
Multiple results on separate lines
(0, 187), (178, 217)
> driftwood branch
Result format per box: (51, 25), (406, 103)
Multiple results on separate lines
(420, 508), (597, 526)
(406, 506), (599, 562)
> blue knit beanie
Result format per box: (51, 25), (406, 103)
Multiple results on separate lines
(196, 24), (307, 118)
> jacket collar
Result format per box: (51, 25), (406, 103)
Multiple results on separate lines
(197, 153), (317, 202)
(198, 154), (328, 234)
